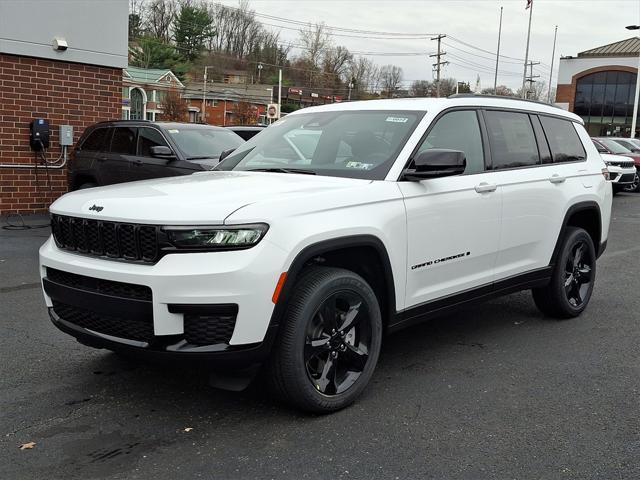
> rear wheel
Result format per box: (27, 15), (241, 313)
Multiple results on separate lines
(532, 227), (596, 319)
(268, 266), (382, 413)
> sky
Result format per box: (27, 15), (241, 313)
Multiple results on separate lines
(213, 0), (640, 91)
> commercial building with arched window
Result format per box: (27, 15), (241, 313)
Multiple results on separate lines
(556, 37), (639, 137)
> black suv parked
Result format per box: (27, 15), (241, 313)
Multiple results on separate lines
(69, 120), (244, 190)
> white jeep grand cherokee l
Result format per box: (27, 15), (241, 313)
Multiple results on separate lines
(40, 96), (612, 412)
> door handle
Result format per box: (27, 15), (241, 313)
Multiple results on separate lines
(133, 159), (143, 165)
(474, 182), (497, 193)
(97, 156), (107, 162)
(549, 174), (566, 184)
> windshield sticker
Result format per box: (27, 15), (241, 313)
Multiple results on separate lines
(386, 116), (408, 123)
(167, 129), (179, 134)
(345, 161), (373, 170)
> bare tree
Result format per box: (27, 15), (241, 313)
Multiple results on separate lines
(161, 88), (188, 121)
(481, 85), (515, 96)
(322, 46), (352, 89)
(380, 65), (403, 98)
(516, 80), (546, 101)
(410, 80), (433, 97)
(299, 23), (331, 70)
(145, 0), (176, 43)
(232, 101), (257, 124)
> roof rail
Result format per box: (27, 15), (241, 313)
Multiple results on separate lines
(448, 93), (556, 108)
(93, 119), (153, 125)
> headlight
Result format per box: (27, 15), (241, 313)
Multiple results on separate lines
(163, 223), (268, 250)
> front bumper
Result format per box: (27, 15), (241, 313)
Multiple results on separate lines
(607, 165), (637, 184)
(39, 236), (288, 361)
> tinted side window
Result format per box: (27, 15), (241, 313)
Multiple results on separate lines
(592, 140), (608, 153)
(417, 110), (485, 174)
(539, 116), (586, 162)
(484, 110), (539, 169)
(81, 128), (110, 151)
(110, 127), (137, 155)
(138, 128), (168, 157)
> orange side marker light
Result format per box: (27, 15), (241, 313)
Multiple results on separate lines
(272, 272), (287, 304)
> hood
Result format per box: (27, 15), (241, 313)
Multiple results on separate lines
(621, 153), (640, 166)
(51, 171), (371, 224)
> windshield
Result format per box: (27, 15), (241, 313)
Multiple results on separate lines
(597, 138), (631, 154)
(166, 127), (244, 159)
(216, 110), (424, 180)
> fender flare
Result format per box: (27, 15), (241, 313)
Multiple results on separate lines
(550, 201), (603, 265)
(268, 234), (397, 328)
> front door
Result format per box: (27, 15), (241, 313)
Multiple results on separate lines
(133, 127), (192, 180)
(399, 109), (502, 309)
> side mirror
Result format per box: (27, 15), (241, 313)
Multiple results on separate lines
(218, 148), (235, 163)
(403, 149), (466, 181)
(150, 145), (175, 159)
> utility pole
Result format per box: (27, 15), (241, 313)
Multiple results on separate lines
(430, 34), (448, 98)
(521, 0), (534, 98)
(524, 60), (540, 99)
(201, 65), (214, 123)
(494, 6), (503, 94)
(548, 25), (558, 103)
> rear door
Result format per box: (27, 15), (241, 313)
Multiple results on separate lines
(399, 109), (502, 307)
(73, 127), (111, 187)
(100, 126), (137, 185)
(488, 110), (588, 280)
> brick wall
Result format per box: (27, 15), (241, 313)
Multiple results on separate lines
(0, 53), (122, 215)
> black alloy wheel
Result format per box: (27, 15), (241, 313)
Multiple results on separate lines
(563, 240), (593, 308)
(268, 266), (382, 413)
(304, 291), (371, 395)
(532, 227), (596, 319)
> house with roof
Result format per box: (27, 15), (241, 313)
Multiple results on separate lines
(182, 82), (271, 125)
(556, 37), (639, 136)
(122, 66), (185, 121)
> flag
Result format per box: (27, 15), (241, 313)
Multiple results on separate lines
(526, 0), (532, 9)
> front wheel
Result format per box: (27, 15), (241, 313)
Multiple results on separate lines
(268, 266), (382, 413)
(532, 227), (596, 319)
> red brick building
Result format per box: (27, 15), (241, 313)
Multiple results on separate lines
(183, 82), (270, 125)
(0, 0), (128, 215)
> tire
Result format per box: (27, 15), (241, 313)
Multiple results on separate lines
(623, 172), (640, 193)
(77, 182), (97, 190)
(267, 266), (383, 413)
(532, 227), (596, 319)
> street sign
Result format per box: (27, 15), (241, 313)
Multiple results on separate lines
(266, 103), (279, 119)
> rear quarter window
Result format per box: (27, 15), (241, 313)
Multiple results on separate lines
(539, 116), (586, 162)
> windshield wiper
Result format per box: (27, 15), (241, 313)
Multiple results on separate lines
(246, 167), (316, 175)
(186, 156), (216, 160)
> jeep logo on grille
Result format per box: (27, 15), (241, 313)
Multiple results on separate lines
(88, 204), (104, 212)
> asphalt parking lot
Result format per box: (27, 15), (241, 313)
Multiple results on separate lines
(1, 193), (640, 480)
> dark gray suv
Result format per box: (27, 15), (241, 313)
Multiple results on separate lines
(69, 120), (244, 190)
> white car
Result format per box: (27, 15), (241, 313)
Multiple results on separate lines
(40, 95), (612, 412)
(599, 153), (637, 193)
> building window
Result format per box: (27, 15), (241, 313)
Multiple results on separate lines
(122, 109), (130, 120)
(575, 70), (638, 136)
(146, 111), (155, 121)
(130, 88), (145, 120)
